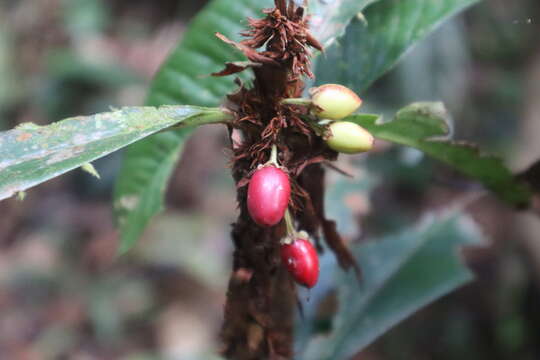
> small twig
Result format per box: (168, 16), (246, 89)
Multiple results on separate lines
(284, 209), (297, 241)
(160, 110), (234, 133)
(281, 97), (312, 106)
(269, 144), (279, 165)
(323, 161), (355, 178)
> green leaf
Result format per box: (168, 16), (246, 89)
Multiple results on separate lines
(315, 0), (479, 93)
(307, 0), (380, 48)
(114, 0), (382, 252)
(0, 105), (229, 201)
(299, 212), (484, 359)
(113, 0), (273, 254)
(348, 102), (532, 207)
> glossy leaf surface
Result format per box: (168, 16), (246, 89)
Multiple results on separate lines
(315, 0), (479, 93)
(0, 106), (228, 201)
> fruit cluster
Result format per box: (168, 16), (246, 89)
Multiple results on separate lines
(246, 84), (372, 288)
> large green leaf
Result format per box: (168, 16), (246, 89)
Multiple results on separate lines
(114, 0), (385, 252)
(299, 212), (484, 359)
(113, 0), (268, 253)
(0, 106), (228, 201)
(349, 103), (532, 207)
(315, 0), (479, 93)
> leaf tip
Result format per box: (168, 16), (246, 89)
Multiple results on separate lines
(117, 234), (136, 257)
(356, 12), (368, 26)
(81, 163), (101, 179)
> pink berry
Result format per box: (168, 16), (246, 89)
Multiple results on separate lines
(247, 165), (290, 227)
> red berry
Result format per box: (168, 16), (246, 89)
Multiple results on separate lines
(247, 165), (290, 227)
(280, 238), (319, 288)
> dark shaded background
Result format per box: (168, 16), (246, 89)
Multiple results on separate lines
(0, 0), (539, 359)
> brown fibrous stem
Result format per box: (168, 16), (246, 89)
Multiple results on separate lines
(214, 1), (360, 358)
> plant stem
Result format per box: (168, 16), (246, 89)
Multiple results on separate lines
(284, 209), (296, 241)
(281, 98), (313, 106)
(302, 116), (329, 137)
(164, 108), (234, 132)
(270, 144), (279, 165)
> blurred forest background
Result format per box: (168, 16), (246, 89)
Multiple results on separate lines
(1, 0), (540, 359)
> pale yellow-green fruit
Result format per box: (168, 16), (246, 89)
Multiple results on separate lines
(326, 121), (374, 154)
(311, 84), (362, 120)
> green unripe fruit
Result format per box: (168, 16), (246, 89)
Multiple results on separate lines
(311, 84), (362, 120)
(326, 121), (374, 154)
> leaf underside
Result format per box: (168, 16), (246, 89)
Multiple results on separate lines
(0, 106), (223, 201)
